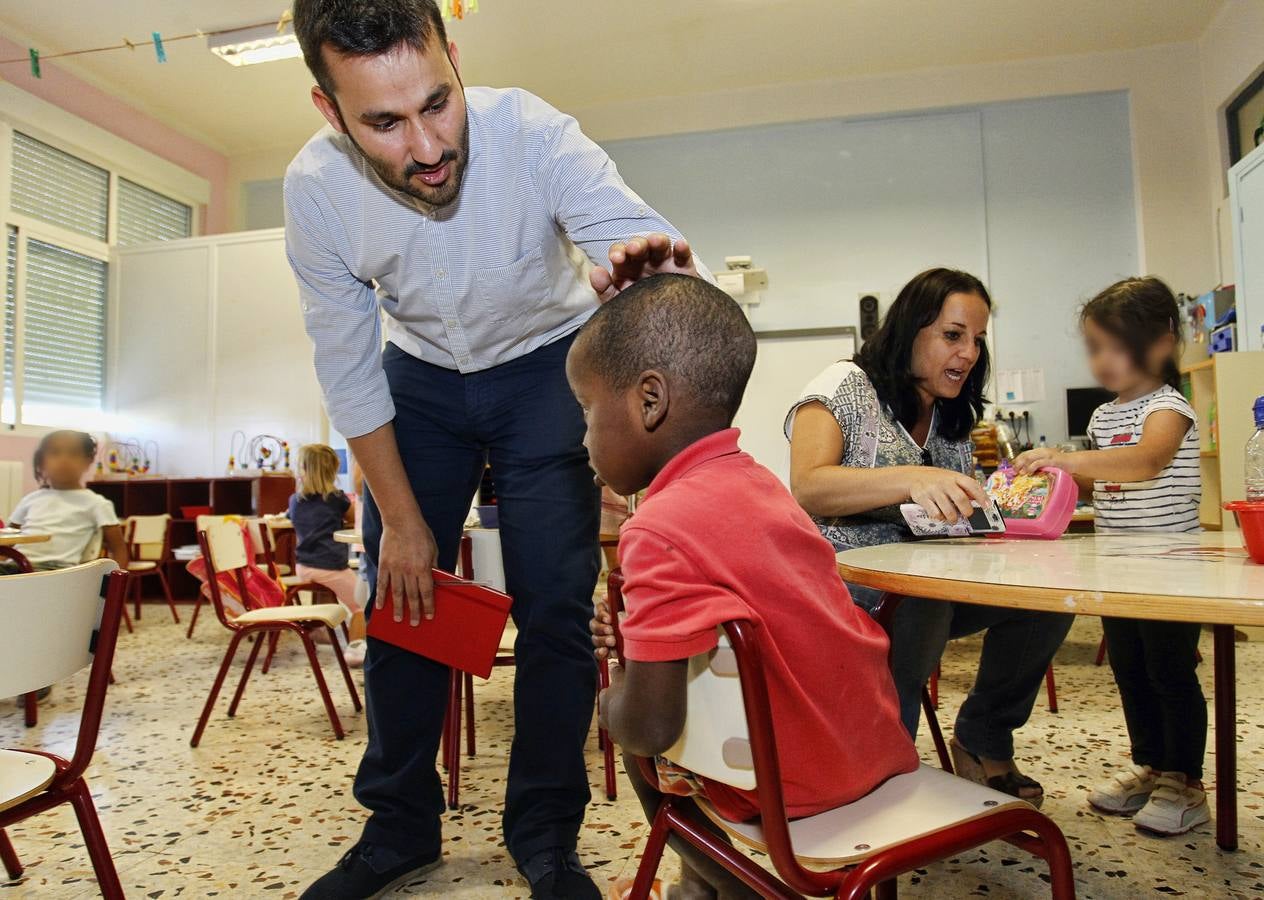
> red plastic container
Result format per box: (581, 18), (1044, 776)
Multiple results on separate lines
(180, 505), (212, 519)
(367, 570), (512, 678)
(1224, 501), (1264, 564)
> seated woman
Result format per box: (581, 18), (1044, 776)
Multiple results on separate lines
(785, 267), (1072, 805)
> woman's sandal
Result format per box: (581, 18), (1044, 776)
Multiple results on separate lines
(949, 738), (1045, 808)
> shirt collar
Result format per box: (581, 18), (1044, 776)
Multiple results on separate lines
(643, 428), (742, 500)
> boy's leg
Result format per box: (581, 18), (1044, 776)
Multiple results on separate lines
(352, 347), (486, 859)
(1100, 616), (1163, 770)
(622, 754), (760, 900)
(476, 335), (601, 864)
(1137, 620), (1207, 779)
(951, 605), (1074, 760)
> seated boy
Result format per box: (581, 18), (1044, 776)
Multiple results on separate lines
(567, 274), (918, 900)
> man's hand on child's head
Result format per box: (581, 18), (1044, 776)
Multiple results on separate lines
(590, 601), (617, 660)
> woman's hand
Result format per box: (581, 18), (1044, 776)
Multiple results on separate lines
(906, 467), (990, 523)
(1013, 447), (1073, 476)
(590, 600), (617, 661)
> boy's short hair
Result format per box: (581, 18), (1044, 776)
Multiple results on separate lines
(574, 273), (757, 422)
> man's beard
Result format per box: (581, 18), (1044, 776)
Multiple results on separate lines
(345, 111), (470, 208)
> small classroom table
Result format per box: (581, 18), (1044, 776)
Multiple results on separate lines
(0, 530), (51, 573)
(333, 529), (360, 545)
(837, 532), (1264, 852)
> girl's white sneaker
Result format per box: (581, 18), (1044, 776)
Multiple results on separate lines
(1087, 764), (1156, 814)
(1132, 772), (1210, 836)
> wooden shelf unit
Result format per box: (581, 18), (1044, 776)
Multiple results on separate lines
(1182, 351), (1264, 531)
(88, 474), (295, 601)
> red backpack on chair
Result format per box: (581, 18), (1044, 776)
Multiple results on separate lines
(186, 521), (285, 617)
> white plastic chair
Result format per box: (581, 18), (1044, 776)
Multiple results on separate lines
(124, 514), (180, 624)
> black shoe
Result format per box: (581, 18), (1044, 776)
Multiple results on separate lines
(519, 847), (601, 900)
(300, 842), (441, 899)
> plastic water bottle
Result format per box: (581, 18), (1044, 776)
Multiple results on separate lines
(1247, 396), (1264, 502)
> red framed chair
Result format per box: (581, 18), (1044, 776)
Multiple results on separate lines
(0, 560), (129, 898)
(930, 662), (1059, 713)
(124, 514), (180, 625)
(189, 520), (361, 746)
(440, 534), (619, 809)
(623, 618), (1075, 900)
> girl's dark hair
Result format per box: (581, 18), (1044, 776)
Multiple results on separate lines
(1081, 276), (1183, 391)
(853, 267), (992, 442)
(34, 430), (97, 487)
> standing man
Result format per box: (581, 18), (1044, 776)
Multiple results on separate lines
(285, 3), (708, 898)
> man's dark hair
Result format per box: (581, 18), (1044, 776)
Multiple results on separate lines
(574, 274), (757, 423)
(293, 0), (449, 98)
(853, 267), (991, 442)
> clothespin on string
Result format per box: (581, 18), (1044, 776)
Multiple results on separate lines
(27, 48), (40, 78)
(152, 32), (167, 63)
(123, 37), (136, 51)
(453, 0), (464, 19)
(277, 9), (293, 33)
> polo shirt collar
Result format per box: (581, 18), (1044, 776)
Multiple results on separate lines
(643, 428), (742, 500)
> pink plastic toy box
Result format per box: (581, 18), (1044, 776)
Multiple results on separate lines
(985, 464), (1078, 540)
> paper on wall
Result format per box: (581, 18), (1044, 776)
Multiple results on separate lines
(998, 368), (1046, 404)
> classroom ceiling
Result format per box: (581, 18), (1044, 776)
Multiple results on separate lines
(0, 0), (1227, 158)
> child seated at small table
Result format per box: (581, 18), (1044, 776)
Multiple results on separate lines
(572, 274), (917, 900)
(8, 430), (128, 571)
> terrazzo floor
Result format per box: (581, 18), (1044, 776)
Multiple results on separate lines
(2, 605), (1264, 899)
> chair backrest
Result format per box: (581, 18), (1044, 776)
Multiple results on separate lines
(203, 519), (250, 573)
(0, 561), (128, 783)
(661, 633), (756, 791)
(126, 513), (171, 561)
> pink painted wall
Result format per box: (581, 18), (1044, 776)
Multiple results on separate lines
(0, 434), (40, 498)
(0, 35), (229, 233)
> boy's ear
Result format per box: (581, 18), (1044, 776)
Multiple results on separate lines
(638, 370), (670, 432)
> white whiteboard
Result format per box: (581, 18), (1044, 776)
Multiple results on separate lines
(733, 327), (857, 481)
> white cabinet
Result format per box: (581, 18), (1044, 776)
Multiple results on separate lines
(1230, 142), (1264, 352)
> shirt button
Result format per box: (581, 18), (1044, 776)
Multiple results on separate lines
(458, 356), (471, 366)
(445, 319), (458, 328)
(636, 205), (647, 217)
(436, 268), (447, 280)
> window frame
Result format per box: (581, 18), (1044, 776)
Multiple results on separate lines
(0, 115), (203, 435)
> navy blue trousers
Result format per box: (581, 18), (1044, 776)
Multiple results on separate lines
(354, 336), (600, 863)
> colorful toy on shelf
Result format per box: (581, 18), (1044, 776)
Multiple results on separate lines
(282, 441), (291, 471)
(247, 433), (285, 472)
(141, 440), (159, 475)
(227, 430), (246, 475)
(984, 461), (1077, 539)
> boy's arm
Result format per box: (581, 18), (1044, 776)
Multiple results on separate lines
(600, 658), (689, 758)
(102, 524), (129, 567)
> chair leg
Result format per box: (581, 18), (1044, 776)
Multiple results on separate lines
(603, 725), (618, 801)
(921, 686), (953, 773)
(68, 778), (125, 900)
(132, 574), (142, 621)
(261, 632), (281, 675)
(186, 591), (204, 639)
(296, 629), (344, 740)
(0, 827), (22, 880)
(227, 632), (265, 717)
(328, 626), (362, 711)
(1095, 635), (1107, 666)
(929, 665), (940, 709)
(464, 671), (476, 758)
(157, 569), (180, 624)
(23, 692), (36, 728)
(627, 802), (673, 900)
(874, 880), (899, 900)
(1044, 664), (1059, 713)
(191, 630), (247, 747)
(447, 672), (462, 810)
(120, 603), (133, 634)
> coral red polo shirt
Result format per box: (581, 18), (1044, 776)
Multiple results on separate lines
(619, 428), (918, 822)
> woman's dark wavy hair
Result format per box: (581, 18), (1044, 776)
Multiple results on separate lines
(1080, 276), (1183, 391)
(33, 430), (96, 487)
(853, 267), (991, 442)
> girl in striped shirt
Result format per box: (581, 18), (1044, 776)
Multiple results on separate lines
(1015, 276), (1207, 836)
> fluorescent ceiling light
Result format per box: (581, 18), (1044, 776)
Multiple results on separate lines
(208, 23), (302, 66)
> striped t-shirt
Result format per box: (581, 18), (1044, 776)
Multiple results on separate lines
(1087, 384), (1201, 533)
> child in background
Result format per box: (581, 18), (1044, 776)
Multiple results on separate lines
(8, 430), (128, 571)
(290, 443), (366, 667)
(1016, 276), (1206, 836)
(577, 275), (918, 899)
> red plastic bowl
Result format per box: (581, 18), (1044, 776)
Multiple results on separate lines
(1224, 501), (1264, 564)
(181, 505), (213, 519)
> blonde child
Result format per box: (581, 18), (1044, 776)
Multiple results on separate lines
(1016, 276), (1206, 836)
(8, 430), (128, 571)
(290, 443), (366, 666)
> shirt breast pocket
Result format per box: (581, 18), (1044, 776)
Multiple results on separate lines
(474, 246), (551, 326)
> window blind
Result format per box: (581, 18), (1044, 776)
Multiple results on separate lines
(3, 227), (14, 417)
(10, 133), (109, 242)
(22, 239), (107, 412)
(117, 177), (193, 245)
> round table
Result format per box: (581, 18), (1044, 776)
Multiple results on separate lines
(0, 530), (51, 573)
(837, 531), (1264, 851)
(333, 529), (360, 545)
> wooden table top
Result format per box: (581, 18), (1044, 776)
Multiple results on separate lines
(0, 749), (55, 812)
(0, 530), (51, 547)
(333, 529), (361, 545)
(837, 532), (1264, 626)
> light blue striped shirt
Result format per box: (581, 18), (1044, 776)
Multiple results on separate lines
(284, 86), (702, 438)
